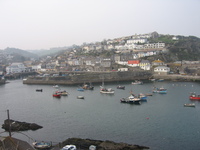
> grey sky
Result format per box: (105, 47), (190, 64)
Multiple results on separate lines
(0, 0), (199, 50)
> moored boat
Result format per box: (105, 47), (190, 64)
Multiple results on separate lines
(138, 93), (147, 101)
(52, 92), (61, 98)
(82, 83), (94, 90)
(53, 85), (59, 88)
(153, 87), (167, 94)
(189, 92), (200, 100)
(77, 87), (84, 91)
(57, 90), (69, 96)
(77, 96), (84, 99)
(120, 94), (141, 104)
(36, 89), (43, 92)
(184, 103), (195, 107)
(157, 79), (164, 82)
(100, 86), (115, 94)
(131, 80), (143, 85)
(32, 141), (52, 149)
(117, 85), (125, 90)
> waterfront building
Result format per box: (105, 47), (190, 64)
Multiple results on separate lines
(154, 66), (170, 75)
(6, 63), (26, 74)
(139, 60), (151, 70)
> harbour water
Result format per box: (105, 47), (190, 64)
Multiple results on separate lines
(0, 79), (200, 150)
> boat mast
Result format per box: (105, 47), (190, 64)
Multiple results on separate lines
(7, 109), (12, 137)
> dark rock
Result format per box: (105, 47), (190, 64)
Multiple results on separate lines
(2, 119), (43, 131)
(56, 138), (149, 150)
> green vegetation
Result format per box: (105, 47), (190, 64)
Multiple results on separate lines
(149, 35), (175, 44)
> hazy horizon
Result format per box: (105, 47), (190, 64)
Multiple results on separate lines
(0, 0), (200, 50)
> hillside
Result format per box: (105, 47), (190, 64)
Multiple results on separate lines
(4, 47), (39, 59)
(148, 35), (200, 62)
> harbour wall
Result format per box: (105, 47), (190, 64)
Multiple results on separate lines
(23, 71), (152, 85)
(153, 74), (200, 82)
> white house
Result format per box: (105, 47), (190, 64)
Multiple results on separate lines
(144, 43), (165, 49)
(126, 38), (147, 44)
(32, 64), (42, 71)
(154, 66), (170, 75)
(6, 63), (26, 74)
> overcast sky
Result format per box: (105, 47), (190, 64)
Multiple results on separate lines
(0, 0), (199, 50)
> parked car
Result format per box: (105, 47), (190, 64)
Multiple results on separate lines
(61, 145), (76, 150)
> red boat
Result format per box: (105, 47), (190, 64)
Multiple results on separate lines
(52, 92), (61, 98)
(189, 92), (200, 100)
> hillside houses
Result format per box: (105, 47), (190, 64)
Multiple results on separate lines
(3, 31), (183, 75)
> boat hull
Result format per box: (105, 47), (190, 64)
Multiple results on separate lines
(32, 142), (52, 149)
(120, 98), (141, 104)
(117, 86), (125, 90)
(184, 103), (195, 107)
(52, 94), (61, 98)
(190, 96), (200, 100)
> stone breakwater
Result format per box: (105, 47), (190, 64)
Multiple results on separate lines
(23, 71), (152, 85)
(153, 74), (200, 82)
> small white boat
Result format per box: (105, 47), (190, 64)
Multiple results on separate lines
(100, 86), (115, 94)
(184, 103), (195, 107)
(53, 85), (59, 88)
(57, 90), (69, 96)
(77, 96), (84, 99)
(131, 80), (143, 85)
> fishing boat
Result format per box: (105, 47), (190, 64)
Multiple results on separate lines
(152, 87), (167, 94)
(100, 86), (115, 94)
(100, 80), (114, 94)
(157, 79), (164, 82)
(117, 85), (125, 90)
(77, 86), (84, 91)
(36, 89), (43, 92)
(120, 94), (141, 104)
(189, 92), (200, 100)
(32, 141), (52, 149)
(57, 90), (69, 96)
(77, 96), (84, 99)
(53, 85), (59, 88)
(138, 93), (147, 101)
(82, 83), (94, 90)
(184, 103), (195, 107)
(52, 92), (61, 98)
(131, 80), (143, 85)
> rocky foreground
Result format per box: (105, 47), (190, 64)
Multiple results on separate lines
(54, 138), (149, 150)
(2, 119), (43, 131)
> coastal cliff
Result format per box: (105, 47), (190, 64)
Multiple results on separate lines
(23, 71), (152, 85)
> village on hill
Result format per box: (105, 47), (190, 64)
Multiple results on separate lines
(1, 31), (200, 81)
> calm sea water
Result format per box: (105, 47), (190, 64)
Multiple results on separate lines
(0, 79), (200, 150)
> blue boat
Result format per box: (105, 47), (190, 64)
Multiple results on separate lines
(77, 88), (84, 91)
(153, 87), (167, 94)
(77, 86), (84, 91)
(138, 93), (147, 101)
